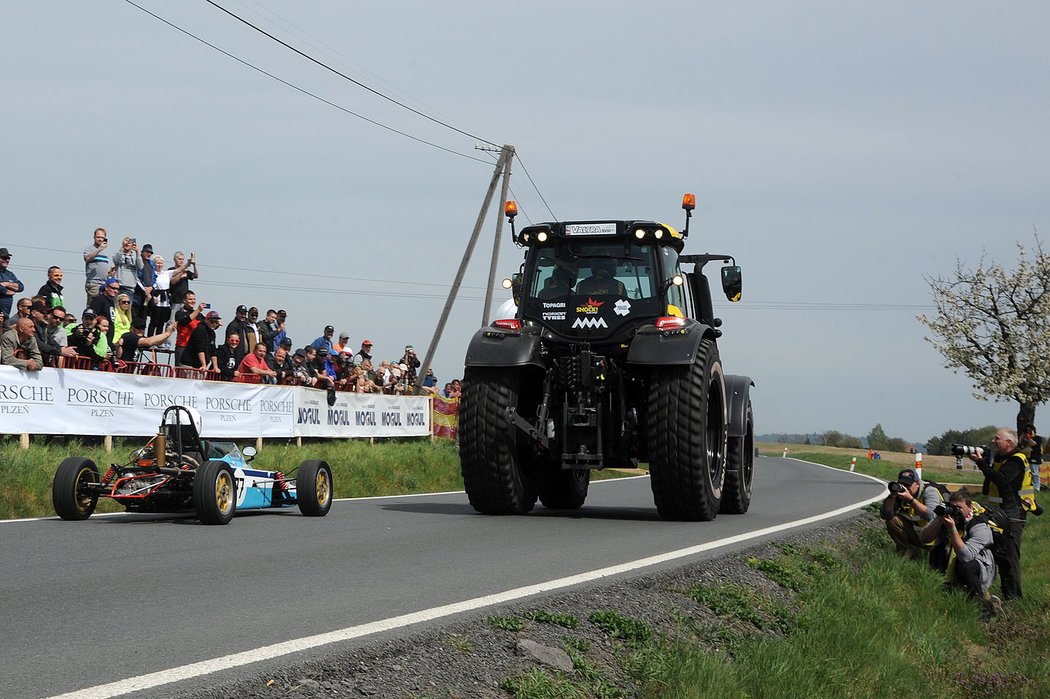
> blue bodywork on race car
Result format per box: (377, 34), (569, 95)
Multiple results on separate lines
(52, 406), (334, 524)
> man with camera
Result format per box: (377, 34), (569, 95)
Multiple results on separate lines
(880, 467), (946, 564)
(965, 429), (1038, 599)
(919, 489), (1001, 614)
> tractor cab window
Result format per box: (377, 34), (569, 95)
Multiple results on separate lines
(529, 243), (656, 301)
(659, 247), (688, 317)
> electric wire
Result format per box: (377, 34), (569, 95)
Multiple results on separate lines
(514, 153), (556, 220)
(121, 0), (490, 165)
(228, 0), (463, 129)
(203, 0), (501, 149)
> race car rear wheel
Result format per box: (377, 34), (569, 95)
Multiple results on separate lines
(53, 457), (100, 521)
(193, 460), (236, 525)
(297, 460), (333, 517)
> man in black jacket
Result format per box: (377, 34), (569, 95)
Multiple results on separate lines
(185, 311), (222, 371)
(968, 428), (1039, 599)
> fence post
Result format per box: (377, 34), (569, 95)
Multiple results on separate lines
(20, 433), (29, 450)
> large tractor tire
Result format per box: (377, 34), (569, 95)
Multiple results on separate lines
(459, 367), (537, 515)
(720, 399), (754, 514)
(193, 460), (237, 525)
(53, 457), (100, 521)
(538, 466), (590, 510)
(647, 338), (728, 521)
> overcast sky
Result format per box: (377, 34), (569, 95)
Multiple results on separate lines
(2, 2), (1048, 443)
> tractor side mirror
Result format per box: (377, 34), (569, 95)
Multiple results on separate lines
(721, 265), (742, 302)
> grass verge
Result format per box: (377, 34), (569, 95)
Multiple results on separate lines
(496, 451), (1049, 699)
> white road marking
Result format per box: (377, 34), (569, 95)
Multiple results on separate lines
(46, 463), (882, 699)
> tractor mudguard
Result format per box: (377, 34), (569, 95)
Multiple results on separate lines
(725, 374), (754, 438)
(626, 321), (716, 366)
(464, 325), (546, 369)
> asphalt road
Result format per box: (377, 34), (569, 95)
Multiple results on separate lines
(1, 456), (885, 699)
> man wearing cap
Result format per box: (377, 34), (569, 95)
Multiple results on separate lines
(37, 266), (66, 309)
(185, 311), (222, 371)
(83, 228), (110, 304)
(0, 317), (42, 370)
(0, 247), (24, 319)
(29, 301), (73, 367)
(291, 348), (315, 386)
(134, 244), (156, 320)
(226, 305), (255, 346)
(68, 309), (100, 358)
(880, 467), (946, 564)
(311, 325), (335, 354)
(89, 277), (121, 343)
(400, 344), (421, 385)
(353, 339), (373, 366)
(117, 317), (176, 364)
(332, 331), (350, 355)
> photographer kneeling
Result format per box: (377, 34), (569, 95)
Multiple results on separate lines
(919, 490), (1002, 615)
(880, 468), (945, 566)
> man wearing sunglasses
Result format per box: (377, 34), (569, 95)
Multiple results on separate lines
(0, 247), (24, 319)
(89, 277), (121, 343)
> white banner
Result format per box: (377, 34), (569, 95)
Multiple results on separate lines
(0, 366), (430, 439)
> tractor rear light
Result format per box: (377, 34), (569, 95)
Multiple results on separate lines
(655, 316), (687, 331)
(492, 319), (521, 331)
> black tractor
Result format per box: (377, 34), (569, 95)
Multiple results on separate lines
(459, 194), (754, 521)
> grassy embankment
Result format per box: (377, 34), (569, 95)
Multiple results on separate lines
(493, 444), (1049, 699)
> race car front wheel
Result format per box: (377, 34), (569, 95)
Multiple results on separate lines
(194, 460), (237, 525)
(53, 457), (100, 521)
(296, 460), (333, 517)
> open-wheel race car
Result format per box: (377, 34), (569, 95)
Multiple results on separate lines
(52, 405), (334, 524)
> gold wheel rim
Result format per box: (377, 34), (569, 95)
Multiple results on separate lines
(215, 472), (233, 514)
(75, 467), (95, 513)
(316, 470), (330, 505)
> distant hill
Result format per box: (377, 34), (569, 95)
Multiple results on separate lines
(756, 433), (823, 445)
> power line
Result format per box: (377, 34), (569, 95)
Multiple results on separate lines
(514, 153), (556, 220)
(121, 0), (490, 164)
(203, 0), (501, 149)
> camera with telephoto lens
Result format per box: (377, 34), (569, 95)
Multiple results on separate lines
(887, 481), (906, 494)
(934, 503), (966, 528)
(950, 444), (984, 457)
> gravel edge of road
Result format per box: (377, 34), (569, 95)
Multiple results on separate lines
(177, 508), (879, 699)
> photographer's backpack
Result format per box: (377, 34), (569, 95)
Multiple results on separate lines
(971, 501), (1011, 549)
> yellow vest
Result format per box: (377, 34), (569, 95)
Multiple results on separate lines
(987, 451), (1038, 512)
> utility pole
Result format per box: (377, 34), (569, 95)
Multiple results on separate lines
(482, 147), (514, 325)
(415, 144), (514, 391)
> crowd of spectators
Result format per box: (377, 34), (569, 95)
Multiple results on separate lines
(0, 235), (462, 398)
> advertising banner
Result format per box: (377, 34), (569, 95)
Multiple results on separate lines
(0, 366), (430, 439)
